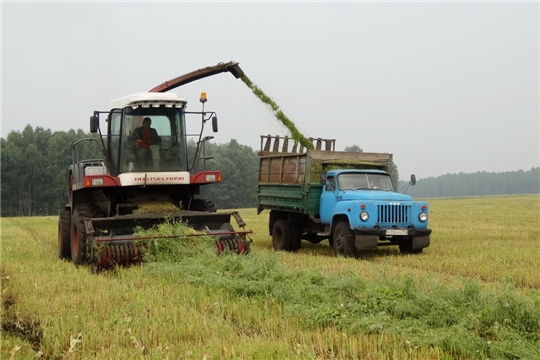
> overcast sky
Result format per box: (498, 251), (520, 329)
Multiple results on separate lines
(2, 2), (539, 180)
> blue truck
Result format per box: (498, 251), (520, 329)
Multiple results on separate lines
(257, 135), (431, 256)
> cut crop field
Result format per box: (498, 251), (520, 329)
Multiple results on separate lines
(1, 195), (539, 359)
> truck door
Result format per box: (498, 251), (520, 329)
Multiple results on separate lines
(320, 175), (339, 224)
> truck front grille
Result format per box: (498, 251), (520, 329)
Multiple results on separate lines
(377, 205), (411, 224)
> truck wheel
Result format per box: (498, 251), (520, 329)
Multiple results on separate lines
(58, 209), (71, 260)
(399, 238), (423, 254)
(272, 219), (292, 251)
(190, 199), (217, 212)
(290, 223), (302, 252)
(269, 211), (279, 236)
(71, 204), (102, 265)
(333, 221), (356, 258)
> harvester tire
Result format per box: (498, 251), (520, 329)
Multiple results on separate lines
(58, 209), (71, 260)
(333, 221), (356, 258)
(190, 199), (217, 212)
(272, 219), (292, 251)
(71, 204), (102, 265)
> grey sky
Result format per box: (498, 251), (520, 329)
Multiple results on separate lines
(3, 2), (539, 180)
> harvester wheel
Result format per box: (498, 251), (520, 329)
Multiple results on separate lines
(68, 171), (74, 203)
(272, 219), (292, 251)
(58, 209), (71, 260)
(190, 199), (217, 212)
(71, 204), (103, 265)
(333, 221), (356, 258)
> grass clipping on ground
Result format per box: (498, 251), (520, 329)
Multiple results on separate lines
(241, 74), (314, 150)
(144, 250), (540, 359)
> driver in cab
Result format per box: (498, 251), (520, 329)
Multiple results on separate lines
(130, 117), (161, 167)
(131, 117), (161, 149)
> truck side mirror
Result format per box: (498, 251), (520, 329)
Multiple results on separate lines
(320, 174), (326, 185)
(410, 174), (416, 186)
(212, 116), (218, 132)
(90, 115), (99, 133)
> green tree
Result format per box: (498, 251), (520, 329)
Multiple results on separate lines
(1, 126), (92, 216)
(197, 139), (259, 209)
(397, 167), (540, 198)
(344, 144), (363, 152)
(1, 126), (51, 215)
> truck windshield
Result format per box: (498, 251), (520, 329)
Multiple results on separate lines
(337, 173), (393, 191)
(108, 107), (188, 174)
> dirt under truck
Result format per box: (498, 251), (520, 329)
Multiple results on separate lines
(257, 135), (432, 256)
(58, 61), (252, 269)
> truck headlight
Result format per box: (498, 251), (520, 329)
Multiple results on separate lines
(360, 211), (369, 221)
(418, 212), (428, 222)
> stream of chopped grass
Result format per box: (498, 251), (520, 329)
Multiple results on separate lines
(240, 74), (314, 151)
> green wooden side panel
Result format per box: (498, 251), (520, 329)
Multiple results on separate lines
(305, 185), (323, 216)
(258, 183), (323, 216)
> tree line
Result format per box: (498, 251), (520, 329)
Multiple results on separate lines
(1, 126), (91, 216)
(398, 168), (540, 198)
(0, 126), (262, 217)
(1, 126), (537, 217)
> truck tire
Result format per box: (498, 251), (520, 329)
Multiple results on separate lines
(71, 204), (102, 265)
(272, 219), (292, 251)
(269, 210), (279, 236)
(333, 221), (356, 258)
(399, 238), (423, 254)
(190, 199), (217, 212)
(290, 223), (302, 252)
(58, 209), (71, 260)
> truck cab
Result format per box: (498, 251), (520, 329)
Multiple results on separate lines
(257, 134), (432, 257)
(320, 169), (431, 256)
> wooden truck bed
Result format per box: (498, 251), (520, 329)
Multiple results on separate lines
(257, 135), (393, 216)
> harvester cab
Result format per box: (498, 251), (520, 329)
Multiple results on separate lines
(90, 91), (215, 178)
(59, 61), (251, 270)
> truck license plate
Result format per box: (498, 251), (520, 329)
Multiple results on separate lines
(386, 229), (408, 236)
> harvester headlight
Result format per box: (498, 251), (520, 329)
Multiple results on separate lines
(85, 177), (104, 187)
(92, 178), (104, 186)
(419, 212), (428, 222)
(360, 211), (369, 221)
(205, 174), (216, 182)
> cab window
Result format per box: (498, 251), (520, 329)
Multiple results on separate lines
(326, 176), (336, 191)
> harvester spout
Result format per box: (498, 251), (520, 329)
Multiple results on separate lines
(149, 61), (244, 93)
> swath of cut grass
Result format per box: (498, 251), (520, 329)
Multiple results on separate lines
(136, 217), (540, 358)
(143, 243), (540, 359)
